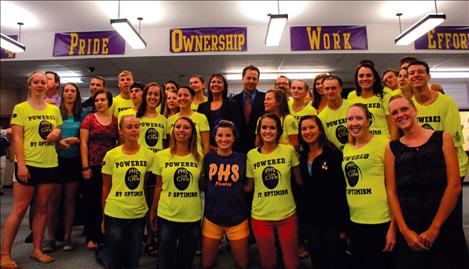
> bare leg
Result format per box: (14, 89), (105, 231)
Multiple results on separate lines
(63, 181), (78, 241)
(0, 183), (35, 258)
(229, 237), (249, 269)
(32, 183), (55, 257)
(201, 236), (221, 269)
(46, 183), (61, 241)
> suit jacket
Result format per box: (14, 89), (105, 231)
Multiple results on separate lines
(230, 89), (265, 154)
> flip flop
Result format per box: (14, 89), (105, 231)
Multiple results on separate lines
(0, 257), (21, 269)
(30, 253), (54, 264)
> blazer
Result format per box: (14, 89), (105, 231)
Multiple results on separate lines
(197, 98), (236, 146)
(230, 89), (265, 154)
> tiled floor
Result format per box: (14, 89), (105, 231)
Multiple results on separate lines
(1, 185), (468, 269)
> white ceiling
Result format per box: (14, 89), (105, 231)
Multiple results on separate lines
(2, 1), (468, 32)
(1, 1), (469, 93)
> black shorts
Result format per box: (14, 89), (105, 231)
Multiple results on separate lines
(147, 173), (156, 187)
(58, 156), (82, 183)
(14, 163), (59, 186)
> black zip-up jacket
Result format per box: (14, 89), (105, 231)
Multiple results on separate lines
(299, 146), (350, 232)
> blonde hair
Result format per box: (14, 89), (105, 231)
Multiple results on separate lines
(117, 70), (134, 80)
(388, 94), (416, 109)
(26, 71), (46, 87)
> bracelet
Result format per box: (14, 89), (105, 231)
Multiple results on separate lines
(82, 166), (90, 171)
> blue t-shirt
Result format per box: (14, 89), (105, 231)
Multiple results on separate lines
(203, 151), (248, 226)
(57, 115), (81, 158)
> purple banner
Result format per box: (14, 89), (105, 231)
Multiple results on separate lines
(290, 25), (368, 51)
(170, 27), (247, 53)
(415, 26), (469, 50)
(1, 35), (18, 59)
(53, 31), (125, 57)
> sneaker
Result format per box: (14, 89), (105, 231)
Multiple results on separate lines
(63, 239), (75, 251)
(42, 240), (57, 253)
(24, 232), (33, 244)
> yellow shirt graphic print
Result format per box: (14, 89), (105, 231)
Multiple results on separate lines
(102, 146), (154, 219)
(138, 114), (167, 153)
(342, 135), (390, 224)
(246, 144), (299, 221)
(10, 102), (62, 168)
(318, 100), (351, 151)
(153, 149), (203, 222)
(110, 95), (133, 117)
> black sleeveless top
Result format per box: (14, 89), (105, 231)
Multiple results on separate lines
(390, 131), (469, 267)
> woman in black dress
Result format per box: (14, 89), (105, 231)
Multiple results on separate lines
(385, 95), (469, 269)
(197, 73), (234, 152)
(298, 115), (349, 269)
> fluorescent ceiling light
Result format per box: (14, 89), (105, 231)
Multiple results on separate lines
(226, 72), (320, 81)
(227, 68), (330, 73)
(265, 14), (288, 46)
(110, 18), (146, 49)
(395, 13), (446, 45)
(430, 72), (469, 79)
(55, 71), (81, 77)
(61, 77), (83, 83)
(95, 1), (163, 23)
(431, 68), (469, 72)
(239, 1), (305, 22)
(379, 1), (439, 20)
(0, 33), (25, 52)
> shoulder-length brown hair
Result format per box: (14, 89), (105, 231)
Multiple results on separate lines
(169, 117), (200, 163)
(60, 82), (83, 121)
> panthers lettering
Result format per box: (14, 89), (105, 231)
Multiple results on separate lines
(203, 152), (248, 226)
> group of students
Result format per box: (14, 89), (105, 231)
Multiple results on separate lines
(0, 56), (468, 269)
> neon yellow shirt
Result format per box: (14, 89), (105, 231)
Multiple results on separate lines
(153, 149), (203, 222)
(137, 114), (167, 153)
(167, 112), (209, 153)
(10, 102), (62, 168)
(191, 96), (208, 111)
(255, 114), (298, 145)
(246, 144), (299, 221)
(347, 88), (392, 101)
(318, 100), (351, 151)
(288, 99), (317, 122)
(412, 93), (468, 176)
(117, 108), (136, 126)
(102, 146), (154, 219)
(110, 95), (133, 117)
(342, 136), (391, 224)
(350, 94), (390, 138)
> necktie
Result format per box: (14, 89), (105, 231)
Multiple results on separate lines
(244, 94), (252, 123)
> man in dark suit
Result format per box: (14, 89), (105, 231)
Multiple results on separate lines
(231, 65), (265, 154)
